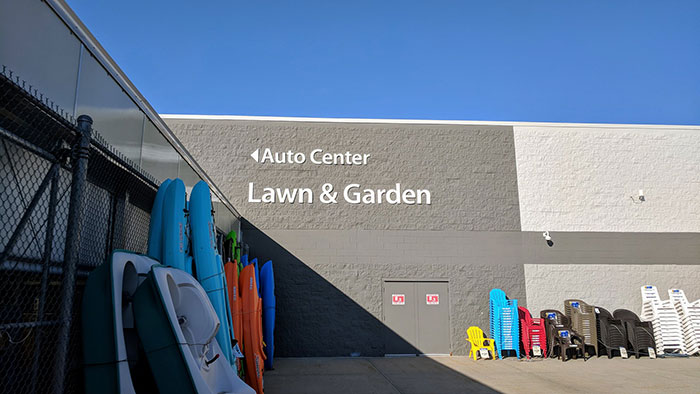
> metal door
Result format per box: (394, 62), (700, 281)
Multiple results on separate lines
(383, 281), (450, 355)
(383, 281), (417, 355)
(416, 282), (451, 354)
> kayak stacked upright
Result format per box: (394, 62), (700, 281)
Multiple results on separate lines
(82, 178), (253, 394)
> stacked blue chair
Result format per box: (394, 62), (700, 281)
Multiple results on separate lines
(489, 288), (521, 359)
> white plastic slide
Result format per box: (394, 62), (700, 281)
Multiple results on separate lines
(668, 288), (700, 355)
(640, 285), (686, 355)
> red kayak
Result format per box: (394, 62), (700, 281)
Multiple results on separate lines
(240, 264), (265, 393)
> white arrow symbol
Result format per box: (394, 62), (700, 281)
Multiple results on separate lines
(251, 148), (259, 162)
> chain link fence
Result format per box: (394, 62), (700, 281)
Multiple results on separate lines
(0, 66), (159, 394)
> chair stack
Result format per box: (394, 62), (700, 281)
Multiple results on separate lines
(564, 299), (599, 357)
(668, 288), (700, 355)
(613, 309), (656, 358)
(640, 285), (686, 355)
(540, 309), (586, 361)
(518, 306), (546, 359)
(489, 289), (520, 359)
(595, 306), (627, 358)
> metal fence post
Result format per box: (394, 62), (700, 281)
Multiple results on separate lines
(30, 164), (61, 393)
(53, 115), (92, 393)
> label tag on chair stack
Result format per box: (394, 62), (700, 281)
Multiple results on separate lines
(648, 348), (656, 359)
(532, 345), (542, 357)
(619, 347), (629, 359)
(479, 348), (490, 359)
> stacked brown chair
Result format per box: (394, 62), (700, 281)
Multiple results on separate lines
(595, 306), (627, 358)
(614, 309), (656, 358)
(564, 299), (598, 357)
(540, 309), (586, 361)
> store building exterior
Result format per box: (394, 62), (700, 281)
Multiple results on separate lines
(4, 0), (700, 364)
(165, 115), (700, 357)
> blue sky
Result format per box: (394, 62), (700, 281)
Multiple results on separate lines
(68, 1), (700, 124)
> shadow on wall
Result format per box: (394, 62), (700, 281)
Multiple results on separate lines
(242, 218), (407, 357)
(241, 219), (500, 393)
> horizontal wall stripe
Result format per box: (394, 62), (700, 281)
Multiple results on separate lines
(253, 229), (700, 266)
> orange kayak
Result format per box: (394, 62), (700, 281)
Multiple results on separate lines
(240, 264), (265, 394)
(225, 260), (243, 369)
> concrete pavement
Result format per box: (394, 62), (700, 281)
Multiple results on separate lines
(264, 356), (700, 393)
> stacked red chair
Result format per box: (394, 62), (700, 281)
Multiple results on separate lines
(518, 306), (547, 359)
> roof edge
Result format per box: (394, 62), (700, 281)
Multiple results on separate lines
(160, 114), (700, 130)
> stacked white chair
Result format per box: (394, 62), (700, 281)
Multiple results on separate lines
(640, 285), (686, 355)
(668, 288), (700, 355)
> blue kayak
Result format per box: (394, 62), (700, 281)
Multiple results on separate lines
(147, 178), (171, 261)
(260, 260), (275, 370)
(161, 179), (187, 272)
(251, 258), (261, 295)
(189, 180), (234, 366)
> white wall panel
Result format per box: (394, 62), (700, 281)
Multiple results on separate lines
(514, 126), (700, 232)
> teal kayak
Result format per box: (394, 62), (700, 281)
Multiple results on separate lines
(132, 265), (253, 393)
(147, 179), (172, 261)
(82, 250), (158, 393)
(161, 179), (188, 273)
(189, 180), (235, 365)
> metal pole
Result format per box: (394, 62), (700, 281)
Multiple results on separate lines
(0, 163), (58, 266)
(30, 165), (60, 393)
(53, 115), (92, 393)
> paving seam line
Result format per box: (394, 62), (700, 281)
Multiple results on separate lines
(366, 358), (405, 394)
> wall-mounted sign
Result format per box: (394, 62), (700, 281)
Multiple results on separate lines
(248, 182), (431, 205)
(247, 147), (432, 205)
(392, 294), (406, 305)
(251, 148), (371, 166)
(426, 294), (439, 305)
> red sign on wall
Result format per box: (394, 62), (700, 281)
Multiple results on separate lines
(426, 294), (439, 305)
(392, 294), (405, 305)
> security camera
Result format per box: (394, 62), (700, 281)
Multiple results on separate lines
(543, 231), (554, 247)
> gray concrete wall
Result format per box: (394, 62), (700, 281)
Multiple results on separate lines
(513, 124), (700, 313)
(242, 226), (700, 356)
(514, 125), (700, 312)
(520, 231), (700, 316)
(167, 117), (525, 355)
(524, 264), (700, 317)
(243, 224), (526, 357)
(165, 118), (521, 231)
(166, 116), (700, 357)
